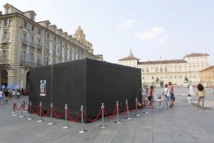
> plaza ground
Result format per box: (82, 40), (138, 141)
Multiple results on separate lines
(0, 87), (214, 143)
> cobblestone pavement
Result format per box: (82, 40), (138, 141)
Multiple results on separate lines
(0, 88), (214, 143)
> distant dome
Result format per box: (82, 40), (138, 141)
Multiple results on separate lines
(75, 26), (84, 34)
(73, 26), (85, 41)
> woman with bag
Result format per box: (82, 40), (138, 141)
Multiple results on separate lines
(168, 82), (174, 108)
(196, 83), (205, 110)
(148, 86), (154, 108)
(162, 84), (170, 107)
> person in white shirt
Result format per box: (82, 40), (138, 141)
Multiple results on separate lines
(189, 83), (195, 96)
(188, 94), (191, 107)
(162, 84), (170, 107)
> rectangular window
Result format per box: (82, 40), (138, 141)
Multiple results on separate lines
(4, 19), (7, 26)
(24, 21), (27, 28)
(31, 25), (34, 31)
(31, 13), (34, 20)
(23, 33), (27, 41)
(38, 29), (41, 35)
(21, 51), (26, 61)
(38, 39), (40, 45)
(3, 32), (7, 39)
(31, 36), (34, 43)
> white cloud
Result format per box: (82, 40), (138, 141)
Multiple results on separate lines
(135, 27), (168, 43)
(118, 19), (135, 29)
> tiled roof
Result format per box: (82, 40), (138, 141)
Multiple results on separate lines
(138, 60), (187, 65)
(200, 66), (214, 72)
(119, 50), (139, 61)
(118, 56), (139, 61)
(184, 53), (209, 58)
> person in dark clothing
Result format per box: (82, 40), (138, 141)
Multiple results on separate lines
(4, 89), (9, 104)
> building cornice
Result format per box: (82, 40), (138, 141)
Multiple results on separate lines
(138, 60), (187, 65)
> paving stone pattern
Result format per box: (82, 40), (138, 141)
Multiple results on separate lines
(0, 88), (214, 143)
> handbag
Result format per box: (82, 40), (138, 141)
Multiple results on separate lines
(165, 88), (169, 97)
(173, 96), (175, 101)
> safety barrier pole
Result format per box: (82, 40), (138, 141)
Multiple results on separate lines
(19, 100), (25, 118)
(12, 99), (17, 116)
(37, 102), (44, 122)
(28, 101), (33, 120)
(143, 100), (149, 114)
(23, 98), (27, 112)
(79, 105), (87, 133)
(135, 98), (140, 117)
(125, 99), (132, 120)
(114, 101), (122, 124)
(63, 104), (70, 129)
(48, 103), (55, 125)
(99, 103), (108, 128)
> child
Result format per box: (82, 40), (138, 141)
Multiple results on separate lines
(188, 94), (191, 107)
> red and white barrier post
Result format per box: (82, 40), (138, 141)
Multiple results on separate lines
(37, 102), (44, 122)
(99, 103), (108, 129)
(28, 101), (33, 120)
(135, 98), (140, 117)
(19, 100), (25, 118)
(125, 99), (132, 120)
(48, 103), (55, 125)
(12, 99), (17, 116)
(114, 101), (122, 124)
(63, 104), (70, 129)
(79, 105), (87, 133)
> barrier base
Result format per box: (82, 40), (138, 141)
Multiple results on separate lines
(63, 125), (71, 129)
(125, 117), (132, 120)
(79, 129), (88, 133)
(28, 117), (33, 121)
(114, 121), (122, 124)
(19, 115), (25, 118)
(37, 119), (44, 123)
(48, 122), (55, 125)
(99, 125), (108, 129)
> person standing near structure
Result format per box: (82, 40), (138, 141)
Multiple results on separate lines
(189, 82), (195, 96)
(162, 84), (170, 107)
(4, 89), (9, 104)
(148, 86), (154, 108)
(168, 82), (175, 107)
(196, 83), (205, 110)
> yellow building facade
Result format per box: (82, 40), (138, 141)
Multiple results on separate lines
(0, 3), (103, 89)
(118, 51), (209, 87)
(199, 66), (214, 87)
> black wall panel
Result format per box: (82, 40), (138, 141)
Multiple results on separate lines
(29, 59), (141, 120)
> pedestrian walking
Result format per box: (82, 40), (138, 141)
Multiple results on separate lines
(162, 84), (170, 107)
(4, 89), (9, 104)
(188, 94), (191, 107)
(168, 82), (175, 107)
(196, 83), (205, 110)
(148, 85), (154, 108)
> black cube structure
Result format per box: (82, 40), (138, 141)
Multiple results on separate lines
(29, 59), (142, 121)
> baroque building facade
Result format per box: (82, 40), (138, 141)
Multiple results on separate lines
(0, 3), (103, 89)
(199, 66), (214, 87)
(118, 51), (209, 87)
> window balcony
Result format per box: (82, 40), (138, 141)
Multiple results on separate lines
(0, 58), (10, 65)
(1, 39), (9, 44)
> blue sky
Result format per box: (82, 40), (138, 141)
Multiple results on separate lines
(1, 0), (214, 64)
